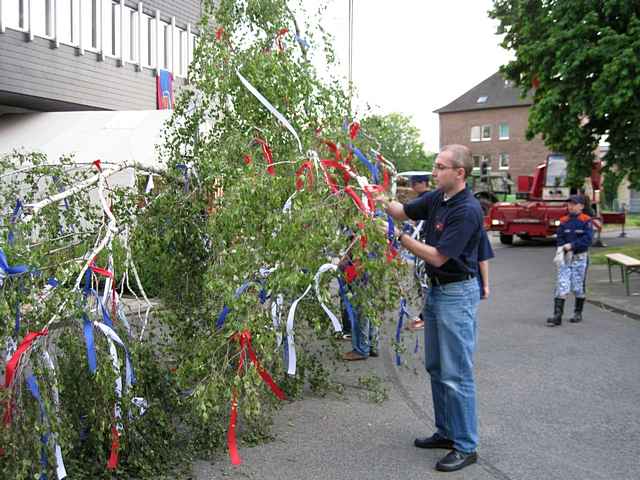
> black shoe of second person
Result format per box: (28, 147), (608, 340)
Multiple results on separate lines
(435, 449), (478, 472)
(414, 433), (454, 450)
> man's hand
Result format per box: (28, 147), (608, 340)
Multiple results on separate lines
(563, 243), (572, 252)
(482, 286), (490, 300)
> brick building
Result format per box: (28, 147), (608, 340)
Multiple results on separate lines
(0, 0), (202, 113)
(435, 72), (551, 180)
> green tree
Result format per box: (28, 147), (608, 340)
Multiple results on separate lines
(490, 1), (640, 187)
(360, 113), (435, 173)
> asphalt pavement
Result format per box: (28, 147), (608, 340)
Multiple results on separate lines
(193, 230), (640, 480)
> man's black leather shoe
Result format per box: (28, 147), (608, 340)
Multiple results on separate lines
(413, 433), (454, 449)
(435, 449), (478, 472)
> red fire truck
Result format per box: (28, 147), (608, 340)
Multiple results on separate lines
(486, 153), (625, 245)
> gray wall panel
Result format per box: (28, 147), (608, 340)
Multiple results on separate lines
(0, 26), (190, 111)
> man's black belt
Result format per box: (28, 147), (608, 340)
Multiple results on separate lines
(427, 274), (474, 287)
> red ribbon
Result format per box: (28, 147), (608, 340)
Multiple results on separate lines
(322, 140), (342, 162)
(295, 161), (314, 191)
(345, 263), (358, 284)
(227, 330), (286, 465)
(4, 330), (48, 389)
(93, 159), (103, 172)
(344, 186), (368, 214)
(3, 329), (48, 426)
(385, 241), (399, 263)
(275, 28), (289, 52)
(107, 425), (120, 471)
(349, 122), (360, 140)
(321, 159), (353, 185)
(254, 138), (275, 176)
(243, 154), (252, 165)
(215, 27), (225, 41)
(228, 391), (241, 465)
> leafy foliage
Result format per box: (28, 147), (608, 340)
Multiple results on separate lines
(490, 1), (640, 187)
(360, 113), (435, 173)
(0, 0), (406, 477)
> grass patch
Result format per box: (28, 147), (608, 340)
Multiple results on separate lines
(591, 243), (640, 265)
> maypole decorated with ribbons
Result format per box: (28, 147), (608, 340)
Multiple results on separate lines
(0, 0), (418, 476)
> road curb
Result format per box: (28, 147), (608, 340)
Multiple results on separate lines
(586, 298), (640, 321)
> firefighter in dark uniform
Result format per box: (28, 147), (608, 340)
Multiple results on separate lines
(547, 194), (593, 326)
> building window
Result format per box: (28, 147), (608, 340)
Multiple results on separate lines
(481, 125), (492, 141)
(472, 155), (481, 169)
(470, 126), (481, 142)
(5, 0), (26, 30)
(31, 0), (54, 37)
(499, 123), (510, 140)
(163, 22), (171, 70)
(143, 14), (156, 68)
(499, 153), (510, 170)
(477, 96), (488, 104)
(129, 9), (138, 62)
(56, 0), (79, 45)
(80, 0), (99, 50)
(173, 26), (182, 75)
(102, 0), (120, 57)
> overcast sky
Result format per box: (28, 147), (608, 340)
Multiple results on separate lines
(302, 0), (513, 152)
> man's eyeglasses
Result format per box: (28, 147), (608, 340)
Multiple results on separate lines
(432, 164), (459, 171)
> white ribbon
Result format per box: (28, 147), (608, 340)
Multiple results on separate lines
(313, 264), (342, 332)
(271, 294), (284, 349)
(42, 351), (67, 480)
(282, 191), (297, 215)
(286, 284), (312, 375)
(144, 173), (155, 194)
(236, 68), (303, 153)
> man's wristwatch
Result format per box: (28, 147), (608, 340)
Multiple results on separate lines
(397, 231), (407, 243)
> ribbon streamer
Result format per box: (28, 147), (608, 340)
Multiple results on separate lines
(285, 284), (312, 375)
(227, 330), (286, 465)
(313, 264), (342, 332)
(395, 299), (409, 366)
(236, 69), (303, 153)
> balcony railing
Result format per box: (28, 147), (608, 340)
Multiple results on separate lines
(0, 0), (197, 78)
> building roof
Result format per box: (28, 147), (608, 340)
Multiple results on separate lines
(434, 72), (533, 114)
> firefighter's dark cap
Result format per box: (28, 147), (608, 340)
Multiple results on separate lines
(568, 194), (586, 205)
(410, 175), (430, 184)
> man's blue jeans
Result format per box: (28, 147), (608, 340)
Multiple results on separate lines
(423, 278), (480, 453)
(351, 309), (378, 357)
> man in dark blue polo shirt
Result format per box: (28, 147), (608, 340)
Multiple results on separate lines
(381, 144), (484, 473)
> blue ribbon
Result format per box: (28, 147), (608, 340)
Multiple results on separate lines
(176, 164), (190, 192)
(414, 336), (420, 355)
(83, 313), (97, 374)
(91, 289), (113, 328)
(216, 305), (231, 330)
(8, 199), (23, 245)
(351, 146), (380, 184)
(387, 215), (399, 250)
(0, 247), (30, 278)
(338, 278), (357, 335)
(215, 281), (257, 330)
(14, 300), (21, 337)
(395, 298), (409, 366)
(25, 374), (50, 480)
(294, 34), (310, 50)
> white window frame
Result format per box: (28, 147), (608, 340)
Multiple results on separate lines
(481, 124), (492, 142)
(4, 0), (29, 32)
(499, 122), (510, 140)
(472, 155), (481, 171)
(499, 153), (510, 170)
(470, 125), (481, 143)
(102, 0), (121, 59)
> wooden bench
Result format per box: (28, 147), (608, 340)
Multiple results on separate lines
(605, 253), (640, 296)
